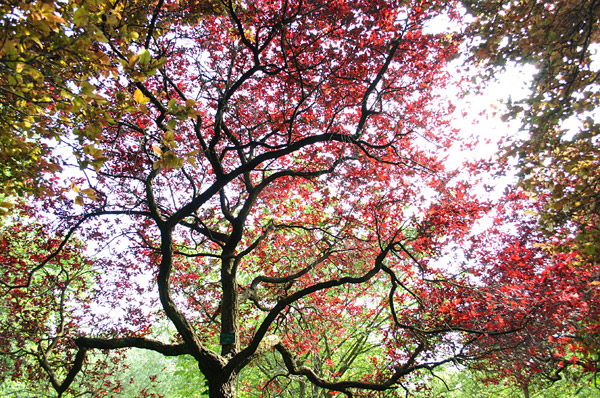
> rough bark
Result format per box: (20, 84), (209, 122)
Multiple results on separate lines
(208, 372), (238, 398)
(220, 256), (240, 357)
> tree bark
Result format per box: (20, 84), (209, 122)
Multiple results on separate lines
(208, 373), (238, 398)
(220, 256), (239, 357)
(522, 384), (530, 398)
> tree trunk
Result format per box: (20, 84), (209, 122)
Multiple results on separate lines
(522, 384), (530, 398)
(220, 257), (239, 357)
(208, 373), (237, 398)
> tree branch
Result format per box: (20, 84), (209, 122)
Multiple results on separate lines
(75, 336), (189, 356)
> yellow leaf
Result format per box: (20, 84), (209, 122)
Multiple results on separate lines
(94, 32), (109, 43)
(164, 130), (175, 143)
(187, 155), (197, 168)
(73, 7), (89, 27)
(47, 14), (66, 26)
(91, 157), (108, 171)
(133, 89), (149, 104)
(152, 145), (162, 156)
(153, 57), (167, 69)
(71, 182), (80, 193)
(75, 195), (84, 205)
(81, 188), (97, 201)
(185, 149), (199, 168)
(128, 53), (140, 68)
(0, 201), (15, 209)
(24, 67), (44, 83)
(163, 151), (184, 169)
(31, 35), (43, 48)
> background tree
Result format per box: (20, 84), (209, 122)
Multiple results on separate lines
(464, 0), (600, 388)
(114, 346), (208, 398)
(464, 0), (600, 268)
(0, 0), (207, 202)
(412, 364), (598, 398)
(0, 203), (124, 396)
(0, 0), (106, 200)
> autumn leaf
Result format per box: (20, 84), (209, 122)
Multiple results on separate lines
(133, 89), (149, 104)
(139, 49), (151, 66)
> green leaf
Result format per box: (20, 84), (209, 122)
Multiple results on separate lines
(73, 7), (89, 27)
(139, 49), (151, 66)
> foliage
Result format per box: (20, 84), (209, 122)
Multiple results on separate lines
(464, 0), (600, 271)
(238, 291), (388, 397)
(1, 0), (97, 198)
(448, 192), (600, 395)
(1, 1), (599, 398)
(464, 0), (600, 159)
(0, 204), (122, 396)
(465, 0), (600, 387)
(414, 365), (598, 398)
(113, 347), (208, 398)
(0, 0), (211, 200)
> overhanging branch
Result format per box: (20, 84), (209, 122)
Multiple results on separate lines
(75, 336), (190, 356)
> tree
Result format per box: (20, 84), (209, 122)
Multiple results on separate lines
(412, 364), (598, 398)
(449, 192), (600, 396)
(2, 1), (592, 397)
(0, 0), (110, 200)
(114, 345), (207, 397)
(464, 0), (600, 386)
(0, 203), (123, 396)
(464, 0), (600, 267)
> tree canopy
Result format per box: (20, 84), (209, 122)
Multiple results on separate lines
(466, 0), (600, 264)
(466, 1), (600, 389)
(1, 1), (599, 397)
